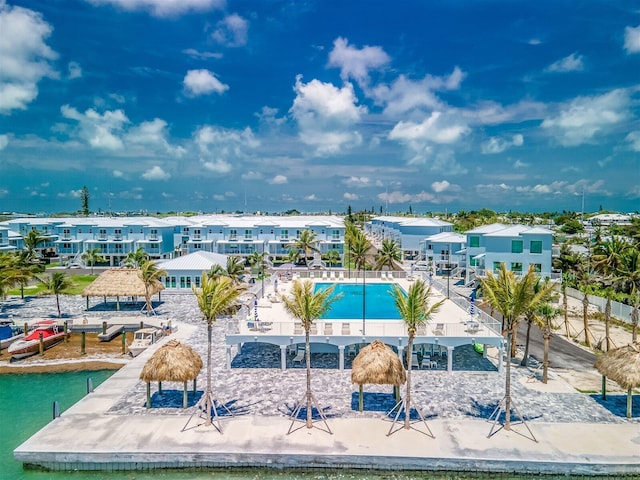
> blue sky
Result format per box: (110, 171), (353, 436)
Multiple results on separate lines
(0, 0), (639, 215)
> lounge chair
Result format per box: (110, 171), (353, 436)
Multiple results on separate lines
(346, 344), (357, 356)
(309, 271), (315, 279)
(292, 349), (305, 365)
(380, 271), (387, 280)
(338, 271), (345, 281)
(341, 322), (350, 335)
(322, 271), (328, 280)
(330, 271), (336, 280)
(416, 324), (427, 336)
(410, 352), (421, 369)
(324, 322), (333, 335)
(387, 271), (394, 280)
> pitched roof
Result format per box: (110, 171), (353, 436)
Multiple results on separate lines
(82, 268), (165, 297)
(158, 251), (228, 271)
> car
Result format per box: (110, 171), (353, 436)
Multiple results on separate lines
(413, 261), (430, 271)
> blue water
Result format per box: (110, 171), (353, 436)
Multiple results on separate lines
(0, 371), (616, 479)
(314, 282), (402, 320)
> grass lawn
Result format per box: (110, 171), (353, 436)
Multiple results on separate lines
(7, 274), (98, 296)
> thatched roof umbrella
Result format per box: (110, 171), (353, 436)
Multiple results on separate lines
(351, 340), (406, 412)
(82, 268), (165, 311)
(594, 342), (640, 418)
(140, 339), (203, 409)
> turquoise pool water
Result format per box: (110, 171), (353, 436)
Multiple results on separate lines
(314, 282), (401, 320)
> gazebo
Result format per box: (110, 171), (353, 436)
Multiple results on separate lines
(351, 340), (406, 412)
(594, 342), (640, 418)
(82, 268), (165, 311)
(139, 339), (203, 409)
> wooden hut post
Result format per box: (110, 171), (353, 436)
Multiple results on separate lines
(183, 381), (188, 409)
(102, 321), (107, 335)
(146, 382), (151, 409)
(86, 296), (89, 310)
(121, 330), (126, 354)
(601, 375), (607, 400)
(81, 331), (86, 355)
(627, 387), (633, 418)
(116, 295), (120, 311)
(158, 381), (162, 395)
(193, 379), (197, 395)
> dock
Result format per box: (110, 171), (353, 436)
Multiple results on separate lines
(97, 324), (124, 342)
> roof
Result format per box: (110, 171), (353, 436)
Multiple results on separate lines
(351, 340), (406, 386)
(158, 251), (228, 271)
(425, 231), (467, 243)
(139, 339), (203, 383)
(594, 342), (640, 390)
(82, 268), (165, 297)
(466, 223), (508, 234)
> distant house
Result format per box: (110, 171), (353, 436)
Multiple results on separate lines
(465, 223), (555, 284)
(0, 226), (15, 252)
(420, 231), (467, 272)
(158, 251), (229, 289)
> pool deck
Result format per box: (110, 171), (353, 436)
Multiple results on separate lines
(14, 322), (640, 476)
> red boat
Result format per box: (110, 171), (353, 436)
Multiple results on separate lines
(7, 320), (69, 359)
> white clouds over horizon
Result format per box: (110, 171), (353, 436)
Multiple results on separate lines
(624, 24), (640, 53)
(481, 134), (524, 154)
(142, 165), (170, 181)
(327, 37), (390, 85)
(183, 69), (229, 96)
(212, 13), (248, 47)
(545, 52), (584, 72)
(84, 0), (224, 17)
(0, 1), (58, 114)
(61, 104), (128, 150)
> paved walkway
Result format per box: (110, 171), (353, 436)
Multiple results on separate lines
(4, 293), (640, 475)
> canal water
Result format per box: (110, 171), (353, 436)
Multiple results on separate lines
(0, 371), (614, 480)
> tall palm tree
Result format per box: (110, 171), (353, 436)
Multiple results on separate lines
(0, 252), (27, 300)
(139, 259), (167, 315)
(618, 248), (640, 342)
(14, 251), (42, 299)
(374, 239), (402, 271)
(574, 264), (595, 348)
(248, 251), (268, 296)
(323, 249), (341, 271)
(225, 256), (246, 283)
(481, 263), (547, 431)
(23, 229), (45, 261)
(348, 229), (372, 280)
(42, 272), (73, 318)
(81, 247), (104, 274)
(536, 304), (562, 384)
(193, 274), (247, 430)
(389, 280), (443, 432)
(553, 244), (583, 338)
(592, 236), (629, 274)
(286, 247), (301, 266)
(123, 247), (149, 268)
(280, 280), (340, 432)
(520, 277), (555, 366)
(288, 229), (320, 270)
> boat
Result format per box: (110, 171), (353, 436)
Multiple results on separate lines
(0, 321), (24, 350)
(128, 327), (164, 357)
(7, 320), (69, 359)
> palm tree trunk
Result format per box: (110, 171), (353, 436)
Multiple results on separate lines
(520, 319), (532, 366)
(510, 322), (519, 357)
(604, 298), (611, 352)
(145, 286), (151, 315)
(632, 304), (638, 343)
(56, 294), (61, 318)
(404, 336), (413, 430)
(305, 328), (312, 428)
(582, 293), (591, 347)
(542, 328), (551, 384)
(563, 289), (570, 338)
(205, 322), (212, 425)
(504, 327), (513, 430)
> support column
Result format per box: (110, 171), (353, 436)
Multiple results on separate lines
(280, 345), (287, 371)
(498, 344), (504, 373)
(483, 343), (488, 359)
(225, 345), (231, 370)
(397, 346), (405, 365)
(338, 345), (345, 370)
(447, 346), (454, 372)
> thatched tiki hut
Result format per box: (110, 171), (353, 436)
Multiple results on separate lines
(351, 340), (406, 412)
(139, 339), (203, 409)
(594, 342), (640, 418)
(82, 268), (165, 311)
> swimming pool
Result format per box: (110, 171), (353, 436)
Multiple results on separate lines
(314, 282), (403, 320)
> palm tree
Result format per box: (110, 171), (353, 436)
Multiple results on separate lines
(23, 229), (45, 261)
(374, 239), (402, 271)
(323, 249), (341, 271)
(574, 264), (595, 348)
(520, 277), (555, 366)
(286, 247), (301, 266)
(225, 256), (246, 283)
(618, 248), (640, 342)
(123, 247), (149, 268)
(348, 229), (372, 280)
(81, 247), (104, 274)
(13, 251), (42, 299)
(280, 280), (340, 432)
(553, 244), (582, 338)
(389, 280), (443, 433)
(0, 252), (27, 301)
(287, 229), (320, 269)
(248, 251), (268, 296)
(42, 272), (73, 318)
(592, 236), (629, 275)
(537, 304), (562, 384)
(139, 259), (167, 315)
(192, 274), (247, 430)
(481, 263), (548, 432)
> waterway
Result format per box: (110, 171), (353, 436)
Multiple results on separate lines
(0, 371), (615, 480)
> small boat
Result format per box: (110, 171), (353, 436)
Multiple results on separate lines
(128, 327), (164, 357)
(0, 321), (24, 350)
(7, 320), (69, 359)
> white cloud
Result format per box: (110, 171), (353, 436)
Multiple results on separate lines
(342, 176), (372, 188)
(67, 61), (82, 79)
(481, 134), (524, 154)
(290, 75), (365, 155)
(212, 13), (248, 47)
(304, 194), (316, 201)
(0, 2), (58, 114)
(378, 190), (435, 204)
(182, 48), (222, 60)
(343, 192), (359, 200)
(142, 165), (170, 181)
(389, 111), (469, 145)
(269, 175), (288, 185)
(541, 88), (631, 146)
(327, 37), (390, 85)
(125, 118), (185, 156)
(183, 69), (229, 96)
(0, 133), (8, 150)
(545, 52), (584, 72)
(201, 159), (232, 174)
(624, 24), (640, 53)
(431, 180), (450, 193)
(113, 170), (123, 177)
(528, 38), (542, 45)
(61, 104), (129, 150)
(241, 171), (264, 180)
(0, 188), (9, 197)
(194, 125), (258, 174)
(626, 131), (640, 151)
(84, 0), (224, 17)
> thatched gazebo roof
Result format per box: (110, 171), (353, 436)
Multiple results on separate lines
(351, 340), (406, 386)
(594, 342), (640, 390)
(140, 339), (203, 383)
(82, 268), (165, 297)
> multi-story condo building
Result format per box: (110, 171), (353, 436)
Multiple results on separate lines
(465, 223), (555, 284)
(367, 216), (453, 261)
(419, 231), (467, 273)
(0, 226), (14, 252)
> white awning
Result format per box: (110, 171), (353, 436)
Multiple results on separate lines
(472, 253), (486, 259)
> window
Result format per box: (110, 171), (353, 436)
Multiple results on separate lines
(530, 240), (542, 254)
(493, 262), (501, 273)
(469, 236), (480, 248)
(281, 229), (288, 240)
(511, 240), (523, 253)
(469, 257), (476, 267)
(186, 277), (191, 288)
(532, 263), (542, 273)
(170, 276), (176, 288)
(195, 276), (201, 288)
(180, 277), (186, 288)
(244, 229), (252, 240)
(511, 262), (523, 273)
(331, 229), (339, 240)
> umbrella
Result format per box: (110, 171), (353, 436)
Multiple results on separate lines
(254, 298), (259, 322)
(469, 289), (476, 316)
(594, 342), (640, 418)
(351, 339), (406, 412)
(274, 277), (278, 292)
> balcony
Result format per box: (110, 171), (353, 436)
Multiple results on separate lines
(113, 235), (123, 241)
(148, 234), (159, 241)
